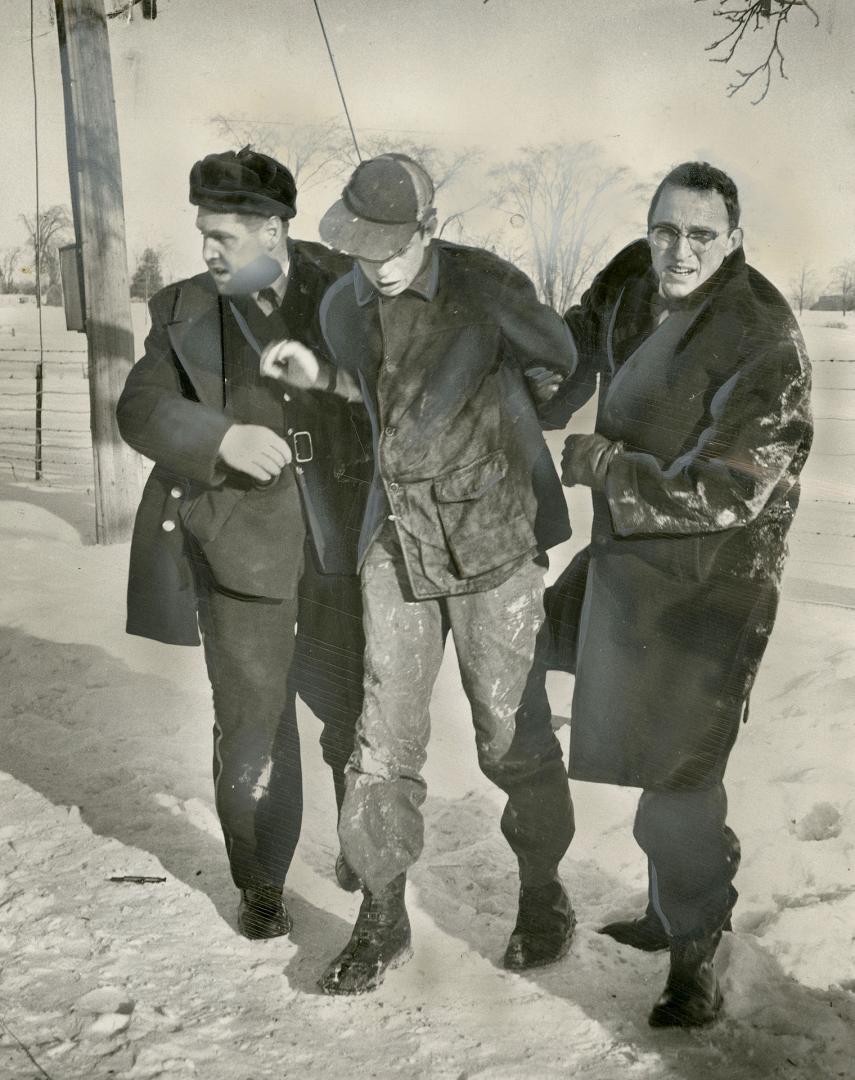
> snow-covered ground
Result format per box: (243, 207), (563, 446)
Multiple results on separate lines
(0, 311), (853, 1079)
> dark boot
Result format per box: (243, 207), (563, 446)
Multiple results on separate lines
(334, 851), (362, 893)
(319, 874), (412, 995)
(503, 877), (576, 971)
(237, 885), (292, 940)
(600, 906), (732, 952)
(648, 931), (723, 1028)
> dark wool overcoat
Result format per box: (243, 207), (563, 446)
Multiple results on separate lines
(117, 240), (370, 647)
(542, 241), (813, 790)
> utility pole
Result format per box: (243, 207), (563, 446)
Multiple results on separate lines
(54, 0), (142, 543)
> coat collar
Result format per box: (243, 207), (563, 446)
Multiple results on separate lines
(353, 243), (440, 307)
(166, 273), (224, 409)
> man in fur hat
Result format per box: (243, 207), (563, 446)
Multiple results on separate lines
(117, 148), (369, 938)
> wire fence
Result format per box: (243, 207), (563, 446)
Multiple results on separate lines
(0, 341), (93, 488)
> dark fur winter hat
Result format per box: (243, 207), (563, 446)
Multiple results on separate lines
(189, 147), (297, 219)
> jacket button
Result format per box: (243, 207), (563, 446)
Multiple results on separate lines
(170, 486), (183, 499)
(161, 519), (176, 533)
(385, 425), (397, 438)
(388, 482), (400, 493)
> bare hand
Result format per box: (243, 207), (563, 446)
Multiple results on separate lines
(525, 365), (564, 405)
(217, 424), (292, 484)
(260, 339), (321, 389)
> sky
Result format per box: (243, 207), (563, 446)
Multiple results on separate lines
(0, 0), (853, 295)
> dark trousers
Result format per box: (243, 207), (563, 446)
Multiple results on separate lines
(633, 784), (740, 939)
(197, 549), (363, 891)
(339, 528), (575, 892)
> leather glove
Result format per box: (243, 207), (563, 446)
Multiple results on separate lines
(561, 433), (621, 491)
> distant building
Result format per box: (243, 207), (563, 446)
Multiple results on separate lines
(811, 294), (849, 311)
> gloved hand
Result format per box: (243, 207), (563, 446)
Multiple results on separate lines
(561, 433), (621, 491)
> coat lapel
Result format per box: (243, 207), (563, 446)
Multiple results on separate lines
(166, 275), (225, 410)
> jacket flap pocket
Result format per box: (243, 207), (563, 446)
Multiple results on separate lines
(178, 484), (248, 544)
(433, 450), (508, 503)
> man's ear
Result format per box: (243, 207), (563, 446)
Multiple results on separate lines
(263, 215), (283, 249)
(421, 209), (438, 241)
(726, 227), (744, 255)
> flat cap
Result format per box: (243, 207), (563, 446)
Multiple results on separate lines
(189, 147), (297, 219)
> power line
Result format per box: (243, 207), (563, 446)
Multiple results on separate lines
(29, 0), (45, 482)
(311, 0), (361, 161)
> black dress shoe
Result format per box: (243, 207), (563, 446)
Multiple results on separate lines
(237, 885), (292, 940)
(319, 874), (412, 995)
(599, 908), (670, 952)
(335, 851), (362, 893)
(503, 877), (576, 971)
(600, 907), (733, 952)
(648, 931), (723, 1028)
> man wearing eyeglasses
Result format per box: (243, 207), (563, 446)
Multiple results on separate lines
(539, 162), (813, 1026)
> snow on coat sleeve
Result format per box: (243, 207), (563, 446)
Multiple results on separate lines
(605, 326), (813, 537)
(116, 292), (232, 487)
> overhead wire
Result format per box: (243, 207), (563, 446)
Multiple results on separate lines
(311, 0), (361, 161)
(28, 0), (45, 481)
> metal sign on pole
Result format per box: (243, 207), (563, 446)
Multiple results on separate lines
(54, 0), (142, 543)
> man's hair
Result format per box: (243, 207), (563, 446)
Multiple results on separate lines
(648, 162), (741, 231)
(243, 212), (290, 236)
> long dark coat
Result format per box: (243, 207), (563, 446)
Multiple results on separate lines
(543, 241), (812, 790)
(117, 240), (370, 647)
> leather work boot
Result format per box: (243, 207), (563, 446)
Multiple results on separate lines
(319, 874), (412, 995)
(237, 885), (292, 940)
(334, 851), (362, 893)
(600, 907), (732, 952)
(648, 931), (723, 1027)
(503, 876), (576, 971)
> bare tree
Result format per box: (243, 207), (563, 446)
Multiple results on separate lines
(209, 115), (346, 191)
(695, 0), (821, 103)
(789, 262), (817, 316)
(831, 260), (855, 317)
(20, 204), (72, 303)
(0, 246), (21, 293)
(489, 142), (630, 312)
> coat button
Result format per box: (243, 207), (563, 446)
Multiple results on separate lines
(388, 482), (400, 493)
(161, 519), (176, 533)
(170, 486), (183, 499)
(385, 425), (397, 438)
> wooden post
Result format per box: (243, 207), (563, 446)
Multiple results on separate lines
(54, 0), (142, 543)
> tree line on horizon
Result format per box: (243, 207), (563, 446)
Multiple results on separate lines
(1, 123), (851, 320)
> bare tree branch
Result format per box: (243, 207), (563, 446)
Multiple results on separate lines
(208, 115), (347, 191)
(490, 143), (630, 311)
(788, 262), (817, 316)
(694, 0), (820, 103)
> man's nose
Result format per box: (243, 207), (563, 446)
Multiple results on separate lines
(672, 233), (692, 257)
(202, 238), (219, 264)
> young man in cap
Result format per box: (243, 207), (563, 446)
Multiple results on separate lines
(117, 148), (369, 939)
(261, 153), (577, 993)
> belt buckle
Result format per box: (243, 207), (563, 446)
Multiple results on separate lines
(292, 430), (314, 464)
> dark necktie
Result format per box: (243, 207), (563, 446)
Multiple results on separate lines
(256, 287), (279, 316)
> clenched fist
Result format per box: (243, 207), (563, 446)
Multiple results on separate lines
(217, 424), (292, 484)
(260, 339), (324, 389)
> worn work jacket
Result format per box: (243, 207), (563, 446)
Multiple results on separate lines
(117, 241), (369, 645)
(319, 240), (577, 599)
